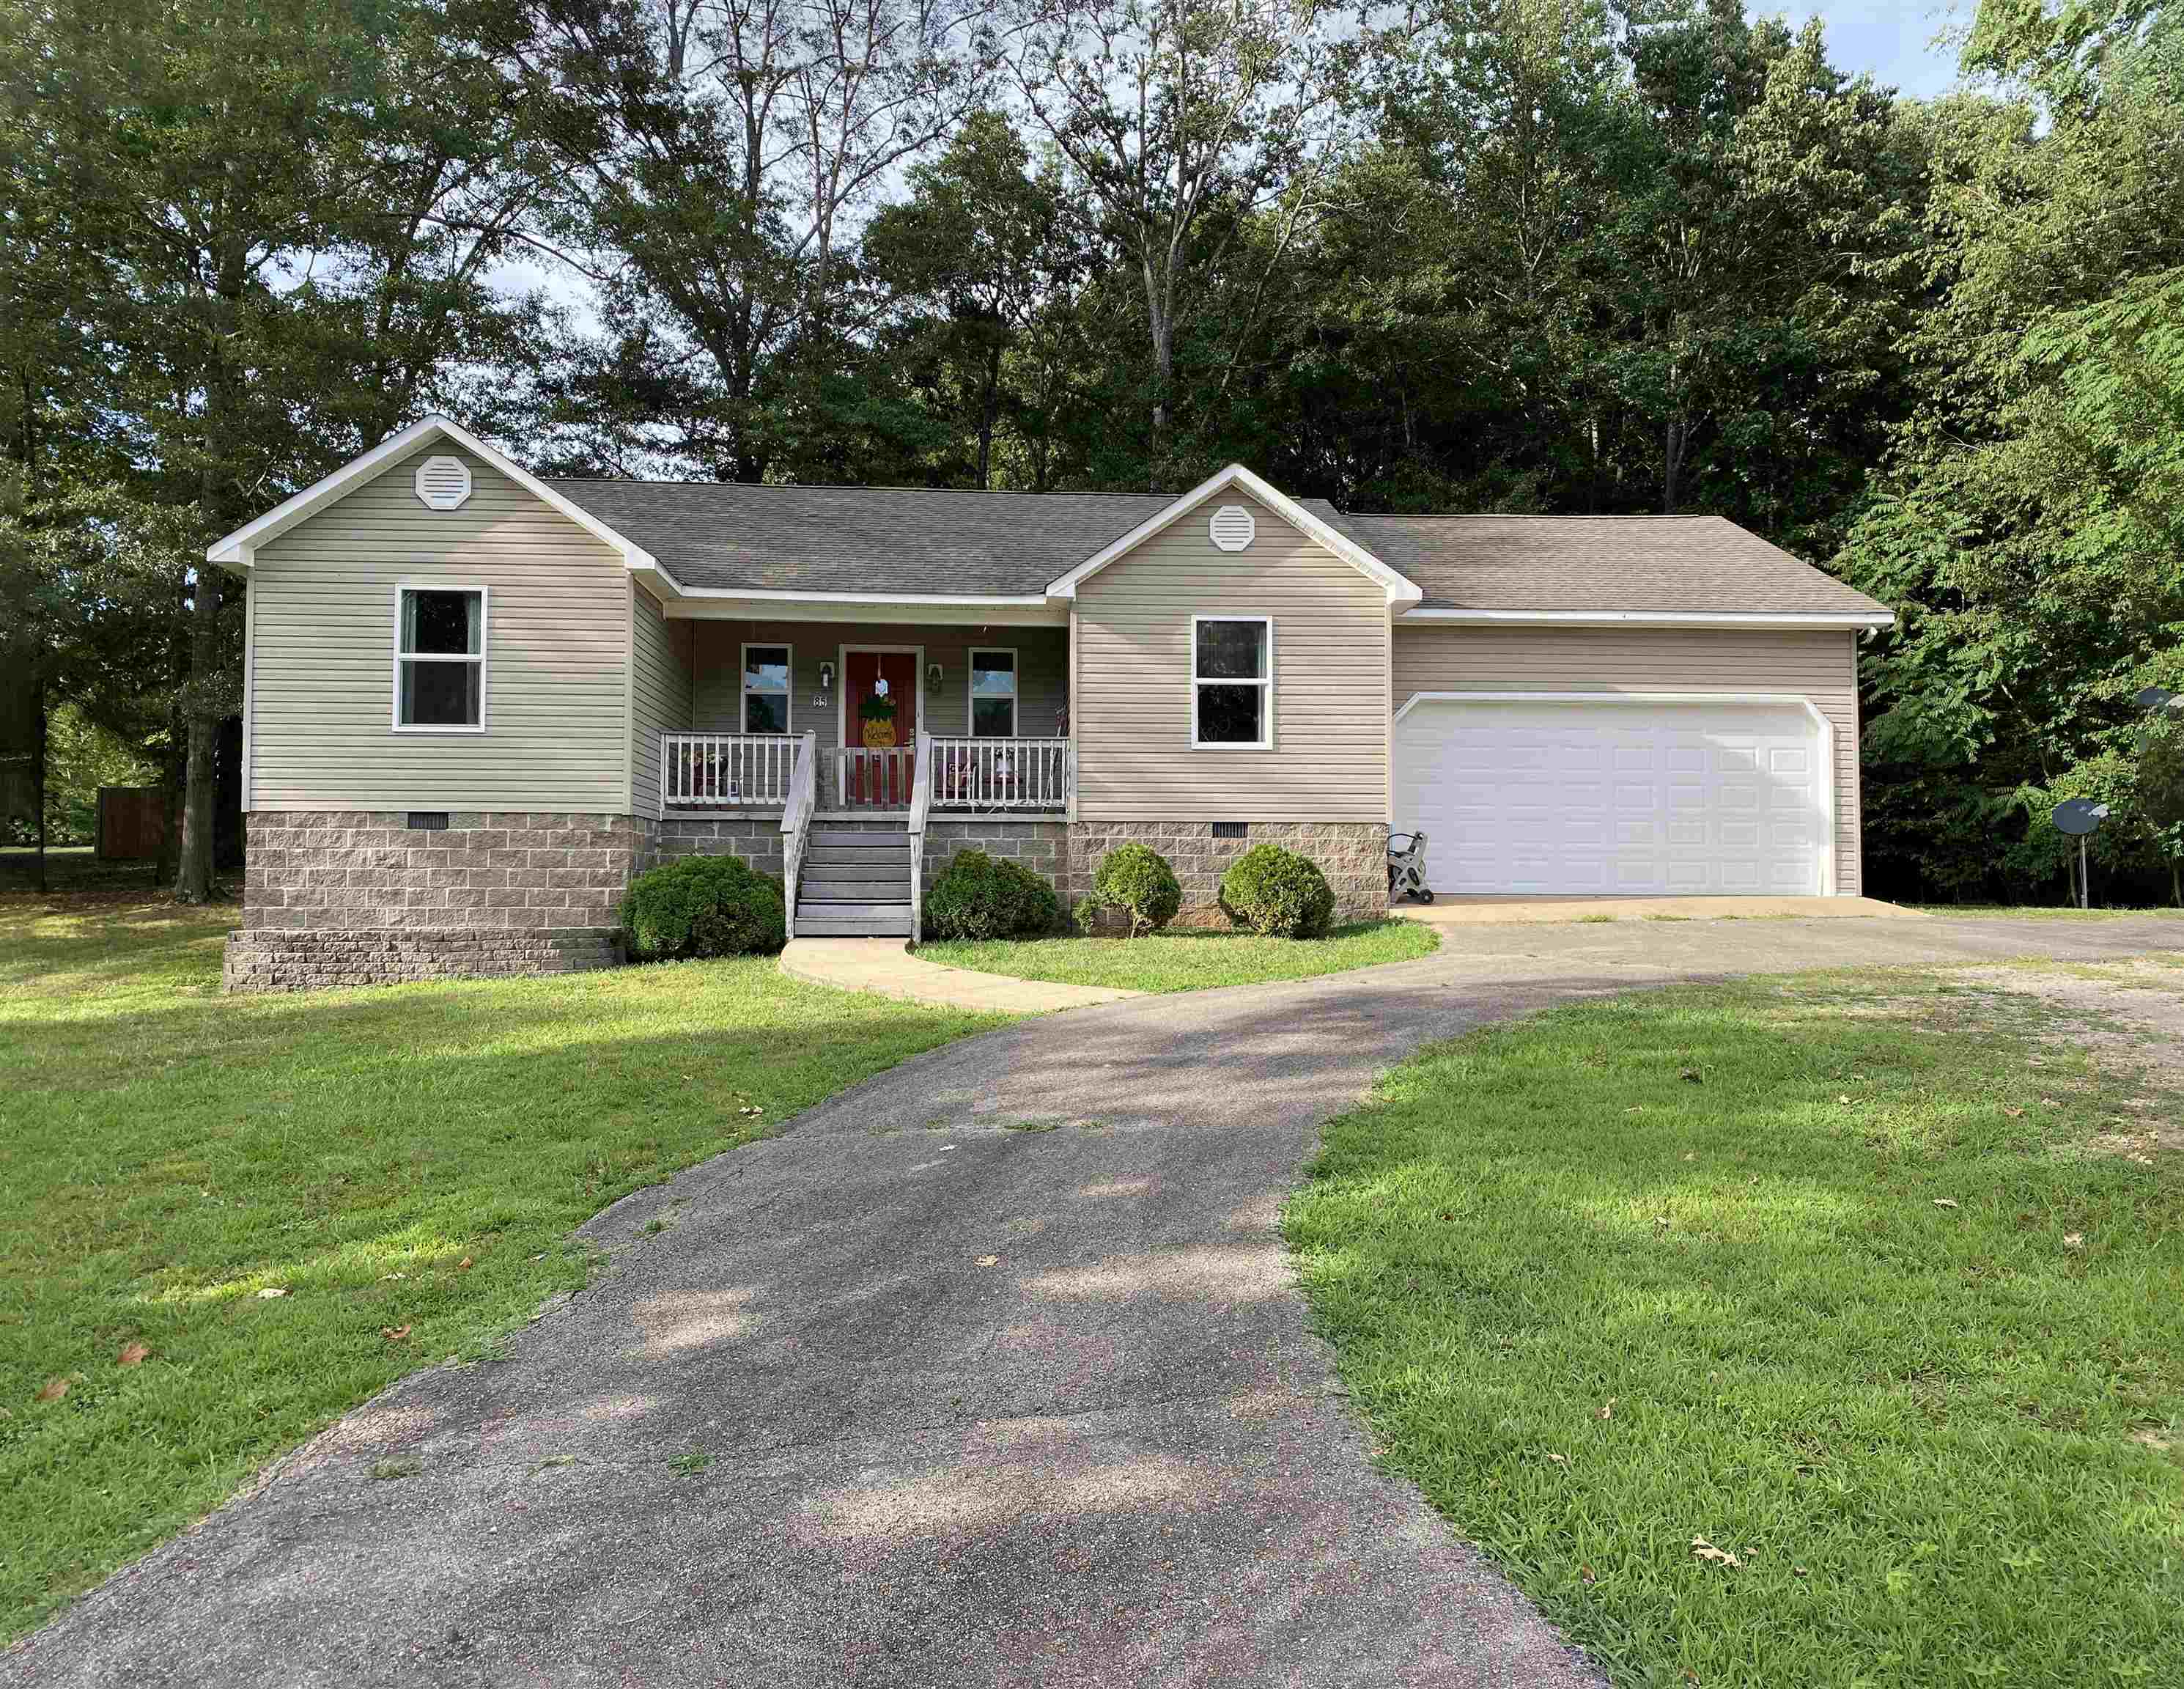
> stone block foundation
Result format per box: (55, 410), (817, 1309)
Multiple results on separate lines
(917, 817), (1387, 929)
(227, 808), (1390, 987)
(224, 927), (621, 992)
(1061, 822), (1389, 927)
(227, 810), (646, 992)
(650, 814), (787, 877)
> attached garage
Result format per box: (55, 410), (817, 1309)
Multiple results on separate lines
(1392, 694), (1833, 897)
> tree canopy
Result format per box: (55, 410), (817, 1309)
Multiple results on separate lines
(4, 0), (2180, 902)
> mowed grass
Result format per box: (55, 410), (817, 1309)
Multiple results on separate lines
(918, 918), (1437, 993)
(1285, 974), (2184, 1689)
(0, 897), (1002, 1642)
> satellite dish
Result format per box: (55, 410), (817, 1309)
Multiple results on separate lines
(2051, 799), (2109, 837)
(2137, 685), (2177, 714)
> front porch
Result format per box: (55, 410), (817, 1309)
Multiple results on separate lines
(646, 616), (1073, 822)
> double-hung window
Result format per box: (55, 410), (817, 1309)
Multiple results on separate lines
(1192, 616), (1272, 748)
(969, 648), (1017, 738)
(741, 644), (792, 734)
(394, 585), (486, 731)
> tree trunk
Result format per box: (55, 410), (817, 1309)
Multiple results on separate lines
(31, 674), (45, 895)
(173, 563), (221, 901)
(977, 342), (1001, 490)
(1662, 412), (1685, 515)
(156, 745), (181, 886)
(1143, 258), (1174, 439)
(177, 238), (246, 902)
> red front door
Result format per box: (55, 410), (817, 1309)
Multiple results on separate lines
(844, 650), (917, 805)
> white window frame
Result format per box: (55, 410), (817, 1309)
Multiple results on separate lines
(967, 646), (1019, 738)
(1189, 614), (1274, 751)
(740, 641), (794, 735)
(391, 581), (489, 735)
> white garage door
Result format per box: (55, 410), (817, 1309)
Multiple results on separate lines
(1394, 697), (1829, 897)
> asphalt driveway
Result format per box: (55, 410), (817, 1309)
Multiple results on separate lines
(11, 914), (2180, 1688)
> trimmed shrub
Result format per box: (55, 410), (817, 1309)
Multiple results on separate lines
(621, 854), (786, 959)
(1219, 843), (1335, 938)
(1088, 840), (1183, 937)
(922, 849), (1062, 941)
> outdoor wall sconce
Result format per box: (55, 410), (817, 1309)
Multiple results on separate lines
(816, 660), (835, 691)
(926, 661), (944, 688)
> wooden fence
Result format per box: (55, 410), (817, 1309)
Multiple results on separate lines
(97, 787), (168, 861)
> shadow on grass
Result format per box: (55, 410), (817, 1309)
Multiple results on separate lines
(1284, 980), (2184, 1688)
(1, 906), (1007, 1644)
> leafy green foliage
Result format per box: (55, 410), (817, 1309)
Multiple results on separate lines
(1085, 841), (1182, 937)
(1834, 10), (2184, 902)
(1217, 843), (1335, 938)
(621, 855), (786, 959)
(920, 848), (1062, 941)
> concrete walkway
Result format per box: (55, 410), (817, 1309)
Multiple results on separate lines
(781, 935), (1141, 1012)
(13, 914), (2183, 1689)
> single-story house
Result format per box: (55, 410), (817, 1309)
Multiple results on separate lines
(210, 416), (1892, 990)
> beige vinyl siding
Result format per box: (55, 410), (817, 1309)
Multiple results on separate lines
(249, 445), (633, 812)
(1391, 623), (1864, 896)
(1074, 496), (1390, 822)
(629, 582), (691, 816)
(686, 620), (1069, 799)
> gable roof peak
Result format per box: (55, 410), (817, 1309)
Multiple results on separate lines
(1044, 463), (1422, 605)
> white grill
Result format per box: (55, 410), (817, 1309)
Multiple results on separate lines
(1209, 504), (1255, 551)
(413, 454), (473, 510)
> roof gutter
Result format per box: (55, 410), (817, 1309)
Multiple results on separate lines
(1400, 607), (1895, 630)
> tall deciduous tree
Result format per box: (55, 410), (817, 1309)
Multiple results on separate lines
(1007, 0), (1339, 446)
(863, 109), (1085, 485)
(1836, 1), (2184, 899)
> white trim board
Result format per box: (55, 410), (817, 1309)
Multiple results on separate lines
(391, 580), (491, 735)
(205, 416), (662, 577)
(1392, 690), (1840, 896)
(966, 647), (1019, 737)
(1401, 608), (1894, 630)
(665, 596), (1065, 627)
(1046, 463), (1423, 606)
(1189, 614), (1275, 751)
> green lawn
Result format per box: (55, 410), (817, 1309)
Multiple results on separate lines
(917, 918), (1438, 993)
(0, 897), (1003, 1643)
(1285, 972), (2184, 1688)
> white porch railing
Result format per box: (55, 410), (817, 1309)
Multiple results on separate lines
(660, 733), (796, 812)
(929, 737), (1073, 812)
(780, 732), (816, 940)
(908, 729), (933, 943)
(664, 732), (1071, 815)
(834, 745), (917, 811)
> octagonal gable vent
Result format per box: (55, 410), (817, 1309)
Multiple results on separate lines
(414, 454), (473, 511)
(1209, 504), (1255, 552)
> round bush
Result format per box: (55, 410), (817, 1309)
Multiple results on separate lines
(1089, 840), (1182, 937)
(1218, 843), (1335, 938)
(621, 854), (786, 960)
(922, 849), (1062, 941)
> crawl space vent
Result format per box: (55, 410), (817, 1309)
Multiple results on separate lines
(413, 455), (473, 511)
(1208, 504), (1255, 552)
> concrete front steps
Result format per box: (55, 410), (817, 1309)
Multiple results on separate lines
(795, 825), (914, 937)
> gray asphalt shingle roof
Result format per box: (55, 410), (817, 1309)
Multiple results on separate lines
(1333, 512), (1889, 619)
(545, 479), (1173, 595)
(545, 479), (1888, 619)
